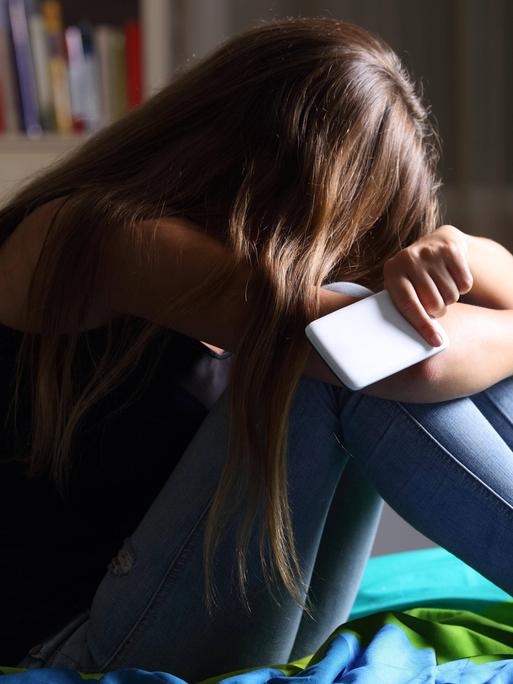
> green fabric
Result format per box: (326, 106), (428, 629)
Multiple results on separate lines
(198, 603), (513, 682)
(3, 548), (512, 680)
(5, 604), (513, 681)
(342, 604), (513, 665)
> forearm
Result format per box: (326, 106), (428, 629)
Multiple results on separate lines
(303, 287), (362, 384)
(463, 234), (513, 309)
(361, 302), (513, 403)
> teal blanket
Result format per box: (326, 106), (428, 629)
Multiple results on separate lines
(3, 548), (513, 683)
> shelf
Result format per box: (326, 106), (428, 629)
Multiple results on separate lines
(0, 0), (178, 201)
(0, 0), (175, 157)
(0, 134), (92, 201)
(0, 133), (91, 153)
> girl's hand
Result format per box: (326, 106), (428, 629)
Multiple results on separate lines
(383, 225), (474, 347)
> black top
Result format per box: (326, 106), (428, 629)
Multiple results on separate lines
(0, 317), (233, 665)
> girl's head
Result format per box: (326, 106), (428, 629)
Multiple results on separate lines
(0, 17), (441, 608)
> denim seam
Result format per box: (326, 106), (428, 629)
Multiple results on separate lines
(395, 401), (513, 515)
(340, 393), (399, 462)
(473, 392), (513, 433)
(97, 494), (214, 672)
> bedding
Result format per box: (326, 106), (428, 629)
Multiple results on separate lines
(2, 548), (513, 683)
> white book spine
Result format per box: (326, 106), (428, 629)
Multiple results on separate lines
(140, 0), (174, 98)
(65, 26), (86, 126)
(82, 51), (101, 131)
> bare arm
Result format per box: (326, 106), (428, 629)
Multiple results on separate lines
(315, 231), (513, 400)
(97, 216), (362, 360)
(356, 302), (513, 403)
(460, 234), (513, 309)
(97, 217), (513, 405)
(349, 229), (513, 403)
(355, 232), (513, 402)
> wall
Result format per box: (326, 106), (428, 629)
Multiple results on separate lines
(178, 0), (513, 250)
(175, 0), (512, 556)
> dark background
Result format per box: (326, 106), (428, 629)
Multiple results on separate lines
(172, 0), (512, 555)
(175, 0), (513, 250)
(62, 0), (513, 249)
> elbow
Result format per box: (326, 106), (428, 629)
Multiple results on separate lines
(361, 355), (443, 403)
(405, 355), (445, 403)
(415, 354), (442, 387)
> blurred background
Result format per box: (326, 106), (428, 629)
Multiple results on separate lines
(1, 0), (511, 555)
(188, 0), (513, 251)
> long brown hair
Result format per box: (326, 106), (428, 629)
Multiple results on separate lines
(0, 17), (441, 609)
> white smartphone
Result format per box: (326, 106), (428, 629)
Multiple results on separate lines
(305, 288), (449, 391)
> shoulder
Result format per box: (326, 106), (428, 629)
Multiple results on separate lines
(0, 196), (74, 332)
(93, 214), (245, 353)
(96, 215), (241, 336)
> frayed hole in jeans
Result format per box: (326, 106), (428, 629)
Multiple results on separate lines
(107, 537), (136, 576)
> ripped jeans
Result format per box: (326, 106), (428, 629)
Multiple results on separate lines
(17, 281), (513, 682)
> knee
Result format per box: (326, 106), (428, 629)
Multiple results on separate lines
(293, 374), (347, 420)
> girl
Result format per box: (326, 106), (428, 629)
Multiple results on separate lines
(1, 15), (513, 683)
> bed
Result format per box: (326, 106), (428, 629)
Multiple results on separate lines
(2, 547), (513, 683)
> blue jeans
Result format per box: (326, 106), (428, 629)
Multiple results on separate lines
(17, 282), (513, 682)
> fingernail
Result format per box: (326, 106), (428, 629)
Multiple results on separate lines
(432, 333), (443, 346)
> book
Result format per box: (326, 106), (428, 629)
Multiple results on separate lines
(78, 19), (101, 131)
(65, 24), (87, 132)
(0, 0), (21, 132)
(94, 23), (129, 126)
(0, 69), (4, 131)
(40, 0), (72, 134)
(93, 23), (113, 127)
(125, 18), (141, 111)
(25, 0), (54, 131)
(1, 0), (143, 137)
(7, 0), (42, 135)
(110, 26), (126, 122)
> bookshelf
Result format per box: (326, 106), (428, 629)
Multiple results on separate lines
(0, 0), (180, 201)
(2, 0), (511, 250)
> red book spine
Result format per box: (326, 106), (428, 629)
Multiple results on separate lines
(125, 18), (141, 109)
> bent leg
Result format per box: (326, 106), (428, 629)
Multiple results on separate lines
(469, 375), (513, 446)
(268, 374), (513, 663)
(338, 375), (513, 605)
(18, 376), (375, 682)
(288, 458), (383, 662)
(289, 280), (383, 661)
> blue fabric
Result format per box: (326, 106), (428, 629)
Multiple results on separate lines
(5, 549), (513, 682)
(16, 362), (513, 678)
(9, 281), (513, 679)
(5, 614), (513, 682)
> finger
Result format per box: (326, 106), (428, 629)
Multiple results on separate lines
(410, 262), (461, 314)
(442, 243), (474, 293)
(446, 259), (474, 295)
(385, 276), (444, 346)
(430, 261), (462, 304)
(407, 268), (449, 317)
